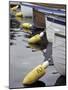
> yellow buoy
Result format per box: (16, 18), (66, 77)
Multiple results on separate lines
(28, 32), (44, 44)
(16, 17), (23, 22)
(20, 23), (32, 29)
(15, 12), (23, 17)
(11, 5), (19, 11)
(22, 61), (49, 85)
(28, 34), (41, 44)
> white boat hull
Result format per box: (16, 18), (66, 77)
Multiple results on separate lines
(46, 17), (65, 43)
(45, 16), (66, 75)
(52, 32), (66, 75)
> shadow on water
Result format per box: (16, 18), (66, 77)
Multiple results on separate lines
(10, 42), (14, 46)
(24, 34), (32, 38)
(9, 81), (45, 89)
(23, 80), (46, 88)
(55, 75), (66, 86)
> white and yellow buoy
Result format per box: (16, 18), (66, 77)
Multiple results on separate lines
(20, 23), (32, 29)
(28, 32), (44, 44)
(11, 5), (19, 11)
(22, 61), (49, 85)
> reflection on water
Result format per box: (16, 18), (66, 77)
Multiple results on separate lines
(10, 33), (16, 40)
(10, 29), (14, 32)
(22, 29), (32, 34)
(10, 18), (20, 28)
(23, 80), (46, 88)
(55, 76), (66, 86)
(10, 29), (18, 46)
(10, 31), (16, 45)
(17, 35), (22, 37)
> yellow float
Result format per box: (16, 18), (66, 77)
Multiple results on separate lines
(22, 61), (49, 85)
(20, 23), (32, 29)
(15, 12), (23, 17)
(28, 32), (44, 44)
(16, 17), (23, 22)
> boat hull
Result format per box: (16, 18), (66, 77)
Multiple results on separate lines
(52, 32), (66, 75)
